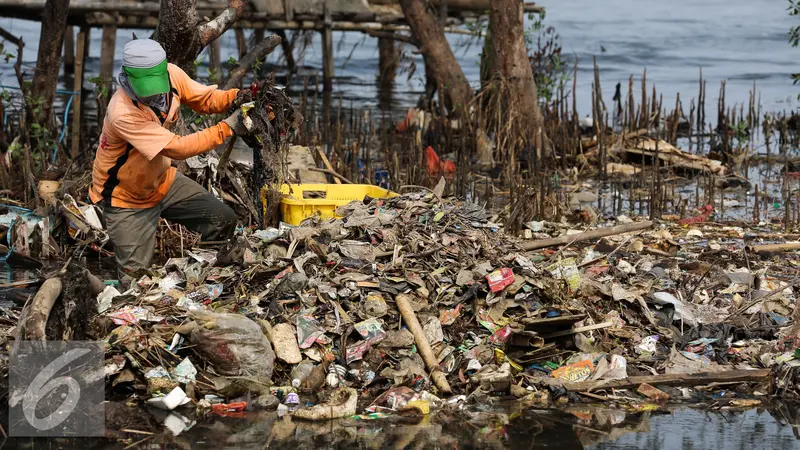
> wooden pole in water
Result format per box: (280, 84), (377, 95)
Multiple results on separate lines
(99, 25), (117, 83)
(209, 38), (222, 84)
(378, 35), (398, 89)
(235, 28), (247, 58)
(70, 27), (88, 159)
(322, 4), (334, 92)
(63, 26), (74, 73)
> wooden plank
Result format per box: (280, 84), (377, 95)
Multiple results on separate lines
(563, 369), (772, 392)
(99, 25), (117, 83)
(368, 0), (544, 13)
(70, 27), (88, 159)
(316, 147), (340, 184)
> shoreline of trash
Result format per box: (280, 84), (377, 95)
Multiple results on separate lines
(5, 179), (800, 441)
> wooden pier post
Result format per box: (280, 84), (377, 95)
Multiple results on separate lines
(378, 36), (398, 88)
(99, 25), (117, 83)
(70, 27), (89, 158)
(63, 26), (74, 73)
(209, 38), (222, 84)
(235, 29), (247, 58)
(322, 5), (334, 92)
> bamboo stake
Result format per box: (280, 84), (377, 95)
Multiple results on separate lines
(395, 293), (452, 395)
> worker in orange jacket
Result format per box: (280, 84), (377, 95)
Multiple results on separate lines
(90, 39), (248, 280)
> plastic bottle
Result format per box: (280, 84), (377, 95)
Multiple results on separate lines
(291, 360), (314, 388)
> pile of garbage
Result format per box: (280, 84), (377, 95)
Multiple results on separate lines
(5, 186), (800, 435)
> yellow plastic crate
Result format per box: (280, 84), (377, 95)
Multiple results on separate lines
(279, 184), (397, 225)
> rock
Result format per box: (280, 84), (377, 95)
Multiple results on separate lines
(253, 394), (280, 411)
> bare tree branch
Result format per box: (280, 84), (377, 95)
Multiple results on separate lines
(223, 34), (281, 89)
(199, 0), (248, 46)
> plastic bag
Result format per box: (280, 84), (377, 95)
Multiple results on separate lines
(189, 310), (275, 393)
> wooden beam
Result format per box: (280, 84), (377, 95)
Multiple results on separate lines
(99, 25), (117, 83)
(369, 0), (545, 13)
(70, 27), (88, 159)
(562, 369), (772, 392)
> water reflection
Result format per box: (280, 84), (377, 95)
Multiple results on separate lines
(124, 402), (800, 449)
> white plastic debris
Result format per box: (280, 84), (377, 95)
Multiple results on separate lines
(146, 386), (191, 410)
(686, 229), (703, 238)
(96, 285), (120, 314)
(651, 291), (698, 326)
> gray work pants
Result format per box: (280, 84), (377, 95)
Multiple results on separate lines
(103, 173), (237, 277)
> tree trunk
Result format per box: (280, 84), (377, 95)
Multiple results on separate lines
(155, 0), (246, 72)
(489, 0), (546, 157)
(400, 0), (472, 117)
(31, 0), (70, 126)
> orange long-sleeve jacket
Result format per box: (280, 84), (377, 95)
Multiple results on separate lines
(90, 63), (238, 208)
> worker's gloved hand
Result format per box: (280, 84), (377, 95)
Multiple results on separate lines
(223, 110), (248, 136)
(229, 89), (253, 114)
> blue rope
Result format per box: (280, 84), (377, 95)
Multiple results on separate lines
(1, 217), (15, 263)
(54, 93), (76, 163)
(0, 84), (81, 162)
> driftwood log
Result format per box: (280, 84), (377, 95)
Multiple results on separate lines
(20, 270), (105, 341)
(562, 369), (771, 392)
(395, 293), (452, 394)
(522, 221), (654, 251)
(23, 278), (62, 341)
(746, 242), (800, 255)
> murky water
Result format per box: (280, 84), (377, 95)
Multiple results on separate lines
(0, 0), (795, 119)
(91, 404), (800, 449)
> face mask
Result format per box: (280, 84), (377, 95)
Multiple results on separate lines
(139, 93), (164, 105)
